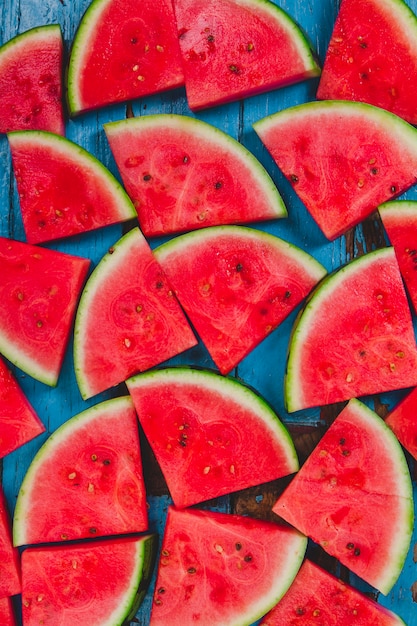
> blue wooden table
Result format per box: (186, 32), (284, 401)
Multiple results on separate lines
(1, 0), (416, 624)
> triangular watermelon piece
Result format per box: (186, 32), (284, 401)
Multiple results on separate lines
(273, 399), (414, 595)
(0, 25), (65, 135)
(21, 534), (156, 626)
(74, 227), (197, 400)
(104, 113), (287, 237)
(254, 100), (417, 240)
(0, 598), (16, 626)
(8, 130), (137, 244)
(13, 396), (148, 546)
(259, 559), (406, 625)
(149, 506), (307, 625)
(285, 247), (417, 412)
(67, 0), (185, 115)
(385, 387), (417, 462)
(378, 200), (417, 315)
(0, 356), (45, 458)
(317, 0), (417, 125)
(0, 486), (21, 597)
(126, 367), (298, 508)
(154, 225), (326, 375)
(0, 237), (90, 387)
(173, 0), (320, 110)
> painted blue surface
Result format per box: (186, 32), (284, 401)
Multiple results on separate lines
(0, 0), (416, 624)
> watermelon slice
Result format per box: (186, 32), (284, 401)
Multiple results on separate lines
(104, 113), (287, 237)
(13, 396), (148, 546)
(0, 486), (21, 597)
(149, 506), (307, 626)
(74, 227), (197, 400)
(0, 237), (90, 387)
(0, 25), (65, 135)
(173, 0), (320, 110)
(385, 387), (417, 462)
(253, 100), (417, 240)
(0, 355), (45, 459)
(67, 0), (185, 115)
(154, 225), (326, 375)
(273, 399), (414, 595)
(0, 598), (16, 626)
(21, 534), (156, 626)
(285, 247), (417, 412)
(316, 0), (417, 125)
(259, 559), (406, 625)
(378, 200), (417, 314)
(126, 367), (298, 508)
(8, 130), (137, 244)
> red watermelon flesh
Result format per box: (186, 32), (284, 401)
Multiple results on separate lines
(0, 237), (90, 387)
(154, 225), (326, 375)
(0, 25), (65, 135)
(254, 100), (417, 240)
(259, 559), (406, 625)
(317, 0), (417, 125)
(149, 506), (307, 626)
(378, 200), (417, 315)
(0, 598), (16, 626)
(0, 486), (21, 597)
(73, 227), (197, 400)
(385, 387), (417, 462)
(173, 0), (320, 110)
(0, 356), (45, 459)
(285, 247), (417, 412)
(13, 396), (148, 546)
(273, 399), (414, 595)
(21, 534), (156, 626)
(8, 130), (137, 245)
(104, 113), (287, 237)
(126, 367), (298, 508)
(67, 0), (184, 115)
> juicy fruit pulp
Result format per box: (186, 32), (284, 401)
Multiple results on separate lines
(254, 100), (417, 240)
(0, 487), (21, 598)
(104, 113), (287, 237)
(126, 367), (298, 508)
(385, 386), (417, 462)
(273, 399), (414, 595)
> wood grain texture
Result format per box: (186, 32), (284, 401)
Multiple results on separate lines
(0, 0), (416, 624)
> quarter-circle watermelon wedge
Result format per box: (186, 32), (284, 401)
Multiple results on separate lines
(173, 0), (320, 110)
(149, 506), (307, 626)
(316, 0), (417, 125)
(74, 227), (197, 400)
(385, 386), (417, 462)
(104, 113), (287, 237)
(0, 25), (65, 135)
(284, 247), (417, 412)
(0, 236), (90, 387)
(378, 200), (417, 315)
(13, 396), (148, 546)
(0, 356), (45, 459)
(273, 399), (414, 595)
(259, 559), (407, 625)
(21, 534), (156, 626)
(67, 0), (185, 115)
(254, 100), (417, 240)
(8, 130), (137, 244)
(126, 367), (298, 508)
(154, 225), (326, 375)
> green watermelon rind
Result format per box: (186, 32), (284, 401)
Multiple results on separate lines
(0, 24), (61, 63)
(378, 199), (417, 222)
(104, 113), (288, 224)
(13, 395), (136, 547)
(8, 129), (137, 229)
(284, 246), (412, 412)
(126, 365), (299, 473)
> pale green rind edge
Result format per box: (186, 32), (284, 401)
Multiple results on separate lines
(104, 113), (288, 220)
(378, 199), (417, 223)
(284, 247), (393, 413)
(0, 334), (58, 387)
(8, 130), (137, 221)
(0, 24), (62, 62)
(126, 366), (299, 473)
(13, 395), (134, 546)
